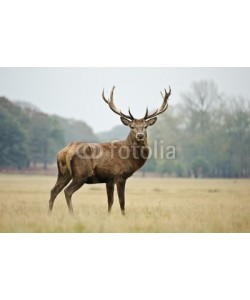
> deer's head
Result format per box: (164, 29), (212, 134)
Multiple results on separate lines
(102, 86), (171, 142)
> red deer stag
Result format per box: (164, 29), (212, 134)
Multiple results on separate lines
(48, 86), (171, 215)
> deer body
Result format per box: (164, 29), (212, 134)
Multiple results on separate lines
(49, 87), (170, 215)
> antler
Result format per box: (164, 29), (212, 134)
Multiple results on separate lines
(102, 86), (134, 120)
(144, 86), (171, 120)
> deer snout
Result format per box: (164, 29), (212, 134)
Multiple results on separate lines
(136, 133), (145, 140)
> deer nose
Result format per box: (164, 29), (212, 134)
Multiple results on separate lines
(136, 133), (144, 140)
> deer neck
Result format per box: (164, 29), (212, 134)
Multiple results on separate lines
(126, 130), (148, 147)
(124, 131), (149, 168)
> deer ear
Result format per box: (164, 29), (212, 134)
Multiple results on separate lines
(120, 117), (132, 126)
(146, 117), (157, 126)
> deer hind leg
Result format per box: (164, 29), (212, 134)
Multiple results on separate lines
(116, 179), (126, 216)
(49, 173), (71, 213)
(64, 178), (85, 214)
(106, 181), (115, 213)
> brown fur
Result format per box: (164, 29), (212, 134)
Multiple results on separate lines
(49, 129), (149, 215)
(48, 88), (170, 215)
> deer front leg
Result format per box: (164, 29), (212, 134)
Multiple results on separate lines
(116, 178), (126, 215)
(106, 181), (114, 213)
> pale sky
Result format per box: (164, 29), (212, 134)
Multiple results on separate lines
(0, 68), (249, 132)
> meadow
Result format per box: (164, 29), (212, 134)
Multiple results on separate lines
(0, 174), (249, 232)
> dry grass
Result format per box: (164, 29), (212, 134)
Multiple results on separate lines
(0, 174), (250, 232)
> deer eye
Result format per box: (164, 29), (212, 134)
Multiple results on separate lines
(144, 125), (148, 129)
(131, 125), (135, 129)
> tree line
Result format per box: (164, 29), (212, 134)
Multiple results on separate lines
(142, 80), (250, 178)
(1, 80), (250, 177)
(0, 97), (98, 170)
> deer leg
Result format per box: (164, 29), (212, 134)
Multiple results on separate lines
(116, 179), (126, 215)
(64, 178), (85, 214)
(106, 182), (114, 213)
(49, 174), (71, 213)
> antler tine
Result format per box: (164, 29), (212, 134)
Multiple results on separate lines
(102, 86), (134, 120)
(158, 89), (169, 111)
(102, 86), (120, 116)
(102, 89), (109, 104)
(128, 107), (134, 120)
(144, 107), (149, 119)
(144, 86), (171, 120)
(102, 86), (116, 104)
(109, 85), (115, 102)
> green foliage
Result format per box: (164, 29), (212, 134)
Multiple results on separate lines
(147, 80), (250, 178)
(53, 115), (98, 143)
(0, 97), (65, 169)
(0, 104), (28, 168)
(191, 157), (209, 178)
(0, 97), (99, 170)
(28, 113), (65, 169)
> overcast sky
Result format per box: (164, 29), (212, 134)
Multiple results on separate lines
(0, 68), (250, 132)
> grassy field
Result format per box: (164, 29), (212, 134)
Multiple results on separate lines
(0, 173), (250, 232)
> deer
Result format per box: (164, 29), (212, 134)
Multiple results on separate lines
(48, 86), (171, 215)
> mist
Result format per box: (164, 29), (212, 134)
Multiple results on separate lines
(0, 68), (250, 132)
